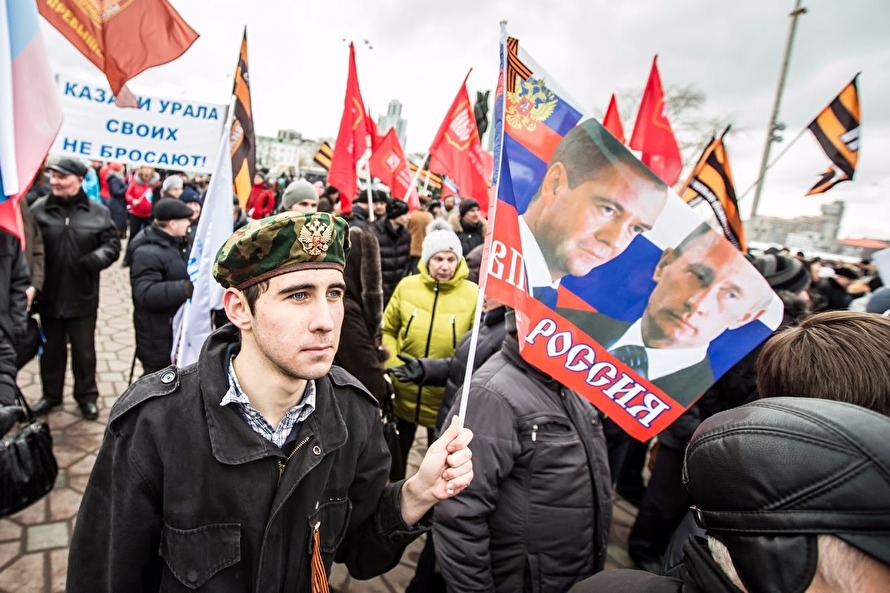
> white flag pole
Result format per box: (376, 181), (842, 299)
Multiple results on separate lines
(406, 152), (429, 201)
(456, 22), (509, 427)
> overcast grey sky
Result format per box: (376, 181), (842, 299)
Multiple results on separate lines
(41, 0), (890, 238)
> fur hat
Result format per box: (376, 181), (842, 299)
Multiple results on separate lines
(161, 175), (183, 193)
(421, 219), (463, 265)
(281, 179), (318, 210)
(386, 198), (409, 219)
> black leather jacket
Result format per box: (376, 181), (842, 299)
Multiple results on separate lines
(68, 325), (428, 592)
(31, 190), (120, 318)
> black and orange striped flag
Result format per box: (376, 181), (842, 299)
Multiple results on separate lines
(230, 28), (256, 208)
(407, 162), (443, 190)
(806, 75), (860, 196)
(679, 127), (746, 251)
(313, 141), (334, 170)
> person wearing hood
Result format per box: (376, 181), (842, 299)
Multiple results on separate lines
(129, 198), (194, 376)
(371, 197), (413, 304)
(383, 219), (478, 479)
(126, 166), (160, 238)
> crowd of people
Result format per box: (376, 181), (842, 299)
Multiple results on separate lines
(1, 154), (888, 592)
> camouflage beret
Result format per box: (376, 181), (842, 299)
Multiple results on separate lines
(213, 212), (351, 290)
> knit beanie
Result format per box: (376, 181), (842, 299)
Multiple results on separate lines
(162, 175), (183, 193)
(459, 198), (480, 218)
(281, 179), (318, 210)
(421, 219), (463, 265)
(753, 254), (810, 294)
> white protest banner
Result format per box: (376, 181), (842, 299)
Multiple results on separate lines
(50, 76), (226, 173)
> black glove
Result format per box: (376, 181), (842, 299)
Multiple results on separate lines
(183, 279), (194, 298)
(0, 405), (25, 438)
(389, 354), (425, 384)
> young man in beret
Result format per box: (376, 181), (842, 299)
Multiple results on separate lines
(68, 212), (474, 592)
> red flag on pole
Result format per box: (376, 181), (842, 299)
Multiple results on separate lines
(367, 109), (382, 151)
(629, 56), (682, 186)
(429, 73), (490, 215)
(369, 129), (420, 210)
(38, 0), (197, 101)
(603, 93), (626, 144)
(328, 42), (369, 214)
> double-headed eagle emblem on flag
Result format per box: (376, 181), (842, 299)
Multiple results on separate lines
(506, 77), (558, 133)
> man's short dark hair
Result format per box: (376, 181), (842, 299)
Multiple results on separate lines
(757, 311), (890, 417)
(547, 119), (665, 191)
(242, 280), (270, 315)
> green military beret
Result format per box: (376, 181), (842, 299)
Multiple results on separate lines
(213, 212), (351, 290)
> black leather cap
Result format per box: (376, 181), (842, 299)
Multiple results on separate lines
(152, 198), (194, 221)
(47, 157), (88, 177)
(684, 397), (890, 593)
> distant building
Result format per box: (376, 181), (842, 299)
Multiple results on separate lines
(832, 238), (890, 260)
(256, 132), (332, 177)
(377, 100), (407, 148)
(749, 200), (846, 250)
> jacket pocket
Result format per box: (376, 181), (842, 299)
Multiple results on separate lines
(159, 522), (241, 589)
(307, 497), (353, 554)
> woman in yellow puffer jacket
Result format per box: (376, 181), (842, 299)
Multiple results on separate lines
(383, 220), (478, 478)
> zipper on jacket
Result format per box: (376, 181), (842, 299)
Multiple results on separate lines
(532, 424), (538, 442)
(414, 284), (440, 424)
(450, 314), (456, 349)
(403, 308), (418, 339)
(278, 434), (312, 486)
(59, 216), (70, 318)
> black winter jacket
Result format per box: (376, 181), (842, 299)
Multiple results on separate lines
(434, 335), (613, 593)
(67, 324), (428, 592)
(0, 232), (30, 342)
(456, 218), (485, 256)
(370, 217), (411, 304)
(129, 226), (190, 368)
(31, 191), (120, 318)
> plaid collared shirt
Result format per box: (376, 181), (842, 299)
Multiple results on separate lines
(220, 356), (316, 448)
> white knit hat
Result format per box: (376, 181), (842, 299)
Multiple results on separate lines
(422, 219), (463, 265)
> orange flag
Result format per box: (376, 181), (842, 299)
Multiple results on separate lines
(230, 29), (255, 208)
(369, 128), (420, 209)
(328, 42), (370, 214)
(429, 73), (490, 215)
(603, 94), (626, 144)
(629, 56), (682, 186)
(38, 0), (197, 99)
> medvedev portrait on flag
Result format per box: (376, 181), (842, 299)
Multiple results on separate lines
(561, 222), (775, 406)
(519, 119), (668, 306)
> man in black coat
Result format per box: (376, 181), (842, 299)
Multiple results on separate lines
(30, 158), (121, 420)
(370, 197), (412, 304)
(454, 198), (485, 255)
(0, 229), (30, 435)
(129, 199), (195, 376)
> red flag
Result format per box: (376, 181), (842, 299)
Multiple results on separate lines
(603, 94), (626, 144)
(367, 109), (382, 151)
(328, 42), (369, 214)
(38, 0), (197, 98)
(369, 129), (420, 210)
(429, 73), (490, 215)
(629, 56), (682, 186)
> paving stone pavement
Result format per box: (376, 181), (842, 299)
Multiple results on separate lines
(0, 252), (635, 592)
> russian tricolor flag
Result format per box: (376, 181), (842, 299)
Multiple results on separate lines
(0, 0), (62, 241)
(493, 36), (585, 214)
